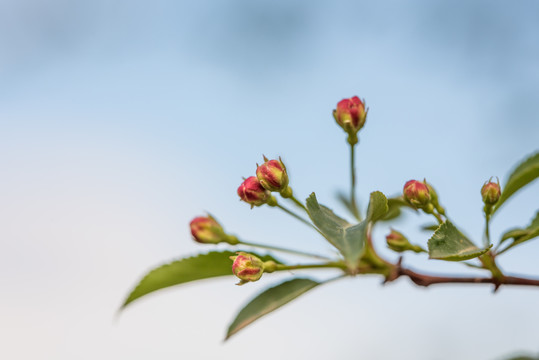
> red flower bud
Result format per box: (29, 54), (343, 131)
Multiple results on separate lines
(333, 96), (367, 143)
(190, 215), (237, 244)
(386, 229), (424, 253)
(237, 176), (275, 208)
(481, 180), (501, 205)
(256, 157), (289, 193)
(386, 229), (410, 252)
(230, 252), (264, 285)
(403, 180), (431, 208)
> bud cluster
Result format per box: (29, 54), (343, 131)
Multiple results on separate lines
(237, 156), (293, 208)
(237, 176), (275, 208)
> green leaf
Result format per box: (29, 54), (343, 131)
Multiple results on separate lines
(306, 193), (366, 265)
(422, 223), (440, 232)
(122, 251), (281, 308)
(493, 152), (539, 214)
(500, 229), (531, 242)
(365, 191), (389, 223)
(381, 197), (415, 222)
(226, 278), (320, 340)
(428, 221), (492, 261)
(499, 211), (539, 250)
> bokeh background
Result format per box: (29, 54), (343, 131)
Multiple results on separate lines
(1, 1), (538, 359)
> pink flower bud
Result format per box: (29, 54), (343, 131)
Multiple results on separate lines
(403, 180), (431, 208)
(256, 157), (289, 193)
(230, 252), (264, 285)
(190, 215), (237, 244)
(237, 176), (273, 208)
(386, 229), (424, 253)
(386, 229), (410, 252)
(481, 180), (501, 205)
(333, 96), (367, 141)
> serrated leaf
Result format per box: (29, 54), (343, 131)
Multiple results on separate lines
(493, 152), (539, 214)
(122, 251), (281, 308)
(306, 193), (366, 265)
(428, 221), (491, 261)
(499, 211), (539, 250)
(226, 278), (320, 340)
(366, 191), (389, 223)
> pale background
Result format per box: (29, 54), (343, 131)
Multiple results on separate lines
(1, 1), (538, 359)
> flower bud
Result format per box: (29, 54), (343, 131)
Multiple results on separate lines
(230, 252), (265, 285)
(481, 180), (501, 206)
(333, 96), (367, 144)
(403, 180), (431, 208)
(237, 176), (276, 208)
(256, 157), (289, 193)
(189, 215), (238, 245)
(386, 229), (424, 253)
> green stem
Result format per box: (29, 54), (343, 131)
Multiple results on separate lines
(238, 240), (332, 261)
(432, 211), (444, 224)
(276, 262), (347, 271)
(479, 252), (504, 281)
(484, 215), (491, 247)
(276, 204), (313, 227)
(496, 243), (514, 256)
(411, 245), (428, 253)
(276, 204), (325, 239)
(289, 195), (308, 213)
(349, 143), (361, 221)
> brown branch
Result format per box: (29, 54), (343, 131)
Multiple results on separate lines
(385, 259), (539, 289)
(399, 268), (539, 287)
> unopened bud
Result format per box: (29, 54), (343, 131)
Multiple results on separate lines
(333, 96), (367, 144)
(237, 176), (277, 208)
(481, 179), (501, 206)
(256, 156), (289, 194)
(403, 180), (431, 208)
(230, 252), (265, 285)
(190, 215), (238, 244)
(386, 229), (424, 253)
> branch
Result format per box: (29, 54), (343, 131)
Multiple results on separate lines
(385, 259), (539, 289)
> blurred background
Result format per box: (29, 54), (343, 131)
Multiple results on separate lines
(1, 0), (538, 359)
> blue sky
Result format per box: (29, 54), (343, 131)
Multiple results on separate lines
(1, 1), (538, 359)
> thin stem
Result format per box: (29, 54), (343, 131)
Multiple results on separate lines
(275, 202), (329, 243)
(239, 240), (332, 261)
(276, 204), (313, 228)
(289, 195), (308, 213)
(484, 215), (491, 247)
(276, 262), (347, 271)
(432, 211), (444, 224)
(349, 143), (361, 221)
